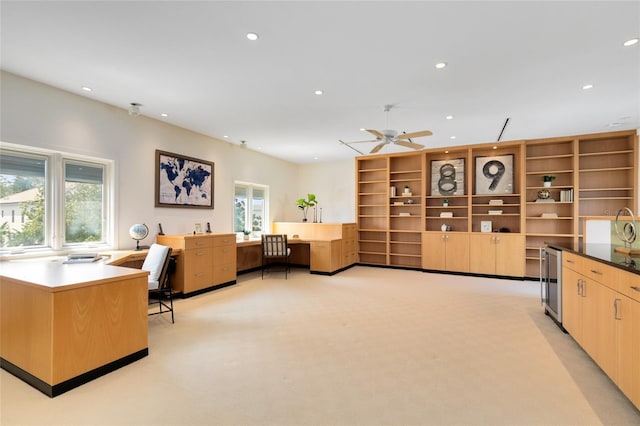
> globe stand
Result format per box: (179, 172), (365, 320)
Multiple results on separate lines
(133, 239), (150, 251)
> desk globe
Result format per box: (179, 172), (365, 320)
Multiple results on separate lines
(129, 223), (149, 251)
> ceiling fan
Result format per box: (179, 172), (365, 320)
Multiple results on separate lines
(339, 104), (433, 154)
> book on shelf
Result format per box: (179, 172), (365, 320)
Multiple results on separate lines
(393, 201), (405, 206)
(398, 212), (411, 217)
(488, 199), (504, 205)
(535, 198), (555, 203)
(488, 210), (503, 215)
(541, 212), (558, 218)
(559, 189), (574, 202)
(439, 212), (453, 218)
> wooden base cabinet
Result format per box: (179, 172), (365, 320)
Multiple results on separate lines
(157, 233), (236, 296)
(422, 232), (469, 273)
(469, 233), (524, 277)
(562, 251), (640, 410)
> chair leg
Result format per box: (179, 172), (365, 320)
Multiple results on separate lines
(168, 289), (174, 323)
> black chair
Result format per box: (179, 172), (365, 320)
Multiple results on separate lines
(261, 234), (291, 279)
(143, 243), (175, 323)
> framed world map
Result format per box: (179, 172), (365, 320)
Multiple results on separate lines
(155, 150), (214, 209)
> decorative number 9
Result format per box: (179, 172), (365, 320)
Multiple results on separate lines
(438, 163), (457, 195)
(483, 160), (505, 191)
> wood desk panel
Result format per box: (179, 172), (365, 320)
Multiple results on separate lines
(0, 261), (148, 396)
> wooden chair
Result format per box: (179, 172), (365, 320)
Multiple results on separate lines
(142, 243), (175, 323)
(261, 234), (291, 279)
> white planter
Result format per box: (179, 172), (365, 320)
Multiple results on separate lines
(543, 181), (551, 187)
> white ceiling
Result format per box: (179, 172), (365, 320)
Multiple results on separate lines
(1, 1), (639, 164)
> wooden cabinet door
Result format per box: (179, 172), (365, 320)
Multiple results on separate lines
(617, 295), (640, 409)
(469, 234), (496, 275)
(446, 233), (470, 273)
(594, 283), (618, 380)
(422, 233), (446, 270)
(580, 277), (599, 360)
(494, 234), (524, 276)
(562, 267), (582, 340)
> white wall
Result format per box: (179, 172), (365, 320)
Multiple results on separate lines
(0, 71), (356, 249)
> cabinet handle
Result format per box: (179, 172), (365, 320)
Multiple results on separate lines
(196, 252), (206, 256)
(566, 259), (575, 264)
(576, 280), (581, 295)
(631, 286), (640, 293)
(590, 269), (603, 275)
(614, 299), (622, 320)
(581, 280), (587, 297)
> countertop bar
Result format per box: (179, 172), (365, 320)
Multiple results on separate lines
(549, 243), (640, 276)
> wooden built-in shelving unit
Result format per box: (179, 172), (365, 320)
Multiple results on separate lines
(355, 129), (638, 279)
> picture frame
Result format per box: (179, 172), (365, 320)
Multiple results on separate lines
(481, 220), (492, 233)
(431, 158), (465, 196)
(155, 150), (214, 209)
(194, 223), (203, 234)
(475, 154), (514, 195)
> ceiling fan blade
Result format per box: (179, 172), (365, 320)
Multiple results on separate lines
(398, 130), (433, 139)
(370, 142), (387, 154)
(366, 129), (384, 139)
(396, 140), (425, 150)
(342, 138), (379, 144)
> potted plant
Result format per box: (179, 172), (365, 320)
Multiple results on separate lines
(542, 175), (556, 187)
(242, 229), (251, 240)
(296, 193), (318, 222)
(443, 198), (449, 207)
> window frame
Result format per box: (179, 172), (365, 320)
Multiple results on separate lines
(0, 142), (114, 256)
(233, 181), (269, 237)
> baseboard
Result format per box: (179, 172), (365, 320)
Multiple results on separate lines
(1, 348), (148, 398)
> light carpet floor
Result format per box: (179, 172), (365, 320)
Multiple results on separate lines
(1, 266), (639, 425)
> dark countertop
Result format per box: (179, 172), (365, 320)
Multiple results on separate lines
(549, 243), (640, 276)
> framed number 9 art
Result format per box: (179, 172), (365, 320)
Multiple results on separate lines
(475, 155), (514, 195)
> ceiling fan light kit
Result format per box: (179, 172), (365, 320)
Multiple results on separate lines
(341, 104), (433, 154)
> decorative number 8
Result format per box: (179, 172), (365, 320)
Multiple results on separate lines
(438, 163), (457, 195)
(482, 160), (505, 191)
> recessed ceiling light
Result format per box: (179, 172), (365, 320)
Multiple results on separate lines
(623, 38), (639, 47)
(435, 62), (447, 69)
(608, 122), (622, 127)
(314, 90), (324, 95)
(446, 115), (454, 120)
(359, 128), (366, 131)
(246, 32), (259, 41)
(445, 150), (449, 154)
(493, 146), (498, 149)
(81, 86), (92, 92)
(582, 84), (593, 90)
(450, 136), (456, 139)
(223, 135), (229, 138)
(160, 113), (168, 117)
(314, 157), (319, 160)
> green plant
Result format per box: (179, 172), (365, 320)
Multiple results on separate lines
(243, 229), (251, 235)
(296, 193), (318, 222)
(542, 175), (556, 182)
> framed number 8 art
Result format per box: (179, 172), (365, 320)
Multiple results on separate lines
(430, 158), (465, 196)
(475, 155), (514, 195)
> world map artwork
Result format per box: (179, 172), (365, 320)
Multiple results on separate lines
(158, 153), (213, 207)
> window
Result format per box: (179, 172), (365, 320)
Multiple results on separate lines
(234, 182), (268, 235)
(0, 143), (113, 253)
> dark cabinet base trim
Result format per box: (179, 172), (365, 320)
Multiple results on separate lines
(1, 348), (148, 398)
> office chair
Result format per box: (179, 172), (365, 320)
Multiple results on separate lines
(261, 234), (291, 279)
(142, 243), (175, 323)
